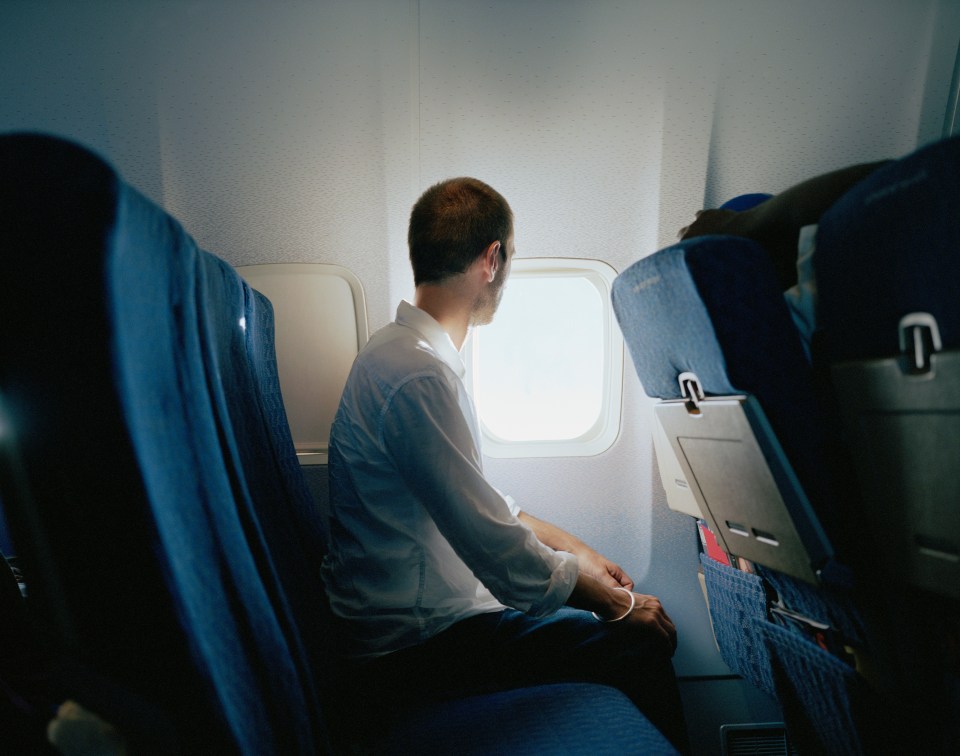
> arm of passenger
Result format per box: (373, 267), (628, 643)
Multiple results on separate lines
(678, 160), (889, 289)
(566, 573), (677, 653)
(518, 510), (634, 590)
(382, 375), (578, 616)
(384, 376), (677, 652)
(519, 512), (676, 651)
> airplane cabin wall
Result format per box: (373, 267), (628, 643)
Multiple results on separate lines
(3, 0), (959, 734)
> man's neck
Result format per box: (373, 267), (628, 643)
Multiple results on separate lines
(414, 283), (472, 351)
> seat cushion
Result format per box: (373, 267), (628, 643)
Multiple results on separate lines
(383, 683), (677, 755)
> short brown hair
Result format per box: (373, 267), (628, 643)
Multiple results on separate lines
(408, 177), (513, 286)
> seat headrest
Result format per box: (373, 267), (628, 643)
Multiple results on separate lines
(612, 235), (810, 402)
(816, 135), (960, 361)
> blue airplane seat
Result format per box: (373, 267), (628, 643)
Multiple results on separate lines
(814, 136), (960, 753)
(192, 250), (333, 748)
(201, 256), (359, 750)
(612, 234), (839, 581)
(816, 135), (960, 601)
(384, 682), (674, 756)
(610, 223), (891, 751)
(0, 132), (320, 752)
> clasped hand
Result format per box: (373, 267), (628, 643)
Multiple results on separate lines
(575, 545), (677, 654)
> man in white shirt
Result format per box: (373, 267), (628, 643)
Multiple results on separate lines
(322, 177), (687, 750)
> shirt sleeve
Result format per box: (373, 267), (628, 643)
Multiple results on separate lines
(783, 223), (818, 360)
(381, 373), (578, 616)
(499, 492), (521, 518)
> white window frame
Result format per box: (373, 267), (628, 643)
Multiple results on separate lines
(465, 257), (623, 458)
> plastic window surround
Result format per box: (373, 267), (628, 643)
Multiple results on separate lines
(465, 257), (624, 458)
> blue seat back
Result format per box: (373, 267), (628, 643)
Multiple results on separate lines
(199, 251), (341, 745)
(612, 138), (960, 751)
(611, 236), (834, 546)
(0, 133), (320, 753)
(817, 136), (960, 360)
(815, 136), (960, 601)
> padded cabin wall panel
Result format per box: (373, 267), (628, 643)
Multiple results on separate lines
(698, 1), (939, 210)
(916, 0), (960, 143)
(0, 1), (419, 334)
(147, 1), (419, 334)
(237, 263), (368, 465)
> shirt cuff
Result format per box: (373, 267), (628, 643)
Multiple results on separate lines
(525, 550), (579, 618)
(499, 491), (521, 517)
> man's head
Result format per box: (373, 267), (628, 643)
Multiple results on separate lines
(408, 177), (514, 288)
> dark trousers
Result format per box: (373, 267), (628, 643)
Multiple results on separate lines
(344, 607), (689, 752)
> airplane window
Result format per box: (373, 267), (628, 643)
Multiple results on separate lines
(467, 258), (623, 458)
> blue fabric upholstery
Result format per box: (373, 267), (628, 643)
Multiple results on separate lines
(756, 565), (865, 647)
(758, 621), (884, 755)
(612, 237), (812, 403)
(698, 554), (776, 698)
(1, 132), (216, 750)
(813, 136), (960, 752)
(0, 132), (319, 752)
(611, 206), (882, 751)
(208, 259), (340, 748)
(611, 237), (829, 529)
(385, 683), (677, 756)
(817, 135), (960, 359)
(1, 133), (675, 754)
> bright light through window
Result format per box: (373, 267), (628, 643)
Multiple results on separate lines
(476, 277), (603, 440)
(467, 258), (623, 458)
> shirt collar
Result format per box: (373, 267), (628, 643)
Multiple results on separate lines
(395, 300), (466, 379)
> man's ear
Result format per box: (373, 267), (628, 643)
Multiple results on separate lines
(482, 241), (501, 282)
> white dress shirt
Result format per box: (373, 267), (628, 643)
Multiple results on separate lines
(321, 301), (579, 659)
(783, 224), (819, 358)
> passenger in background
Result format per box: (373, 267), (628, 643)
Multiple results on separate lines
(676, 159), (893, 575)
(322, 177), (688, 751)
(673, 162), (892, 591)
(678, 160), (890, 288)
(679, 150), (960, 752)
(678, 159), (889, 351)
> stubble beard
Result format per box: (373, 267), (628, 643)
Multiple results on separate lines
(470, 271), (507, 327)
